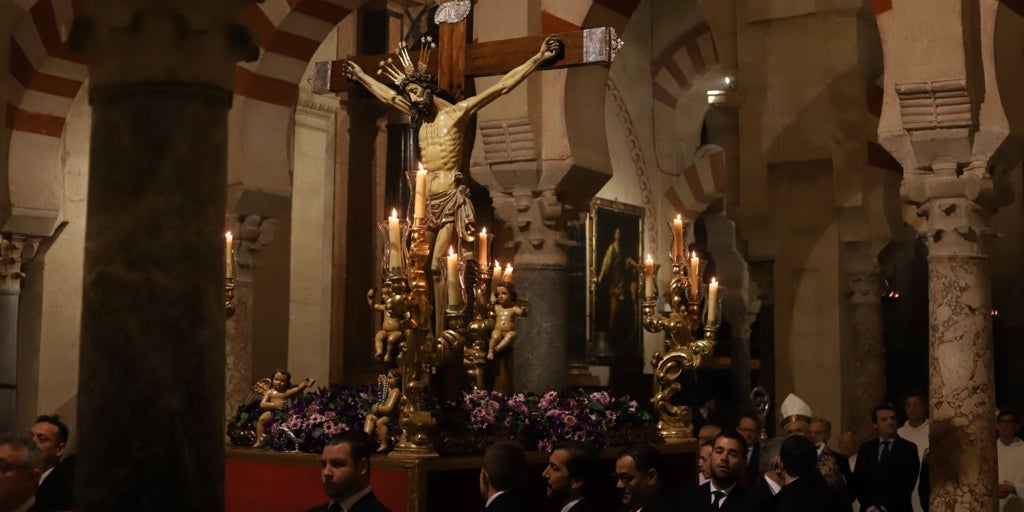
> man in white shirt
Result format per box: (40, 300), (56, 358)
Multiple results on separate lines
(997, 410), (1024, 512)
(896, 393), (929, 512)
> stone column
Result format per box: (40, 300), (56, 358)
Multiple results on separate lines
(225, 215), (276, 415)
(493, 189), (576, 394)
(842, 241), (886, 442)
(0, 234), (39, 431)
(69, 4), (256, 510)
(903, 160), (998, 512)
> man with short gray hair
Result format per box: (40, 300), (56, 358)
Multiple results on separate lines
(744, 437), (785, 511)
(0, 433), (43, 512)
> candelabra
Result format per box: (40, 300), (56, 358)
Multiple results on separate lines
(375, 165), (527, 457)
(642, 216), (721, 443)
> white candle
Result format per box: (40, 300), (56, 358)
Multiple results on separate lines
(673, 215), (685, 263)
(502, 263), (513, 284)
(708, 277), (719, 323)
(478, 228), (489, 267)
(492, 260), (502, 297)
(387, 209), (401, 269)
(689, 251), (700, 300)
(644, 254), (655, 300)
(447, 246), (462, 307)
(413, 164), (428, 221)
(225, 231), (234, 278)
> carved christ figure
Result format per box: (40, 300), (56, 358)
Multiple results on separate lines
(342, 35), (563, 332)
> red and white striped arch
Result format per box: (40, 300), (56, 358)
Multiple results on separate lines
(4, 0), (372, 224)
(4, 0), (85, 235)
(652, 23), (722, 219)
(663, 145), (725, 220)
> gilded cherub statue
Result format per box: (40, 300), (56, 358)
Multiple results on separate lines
(363, 369), (402, 452)
(487, 282), (529, 360)
(342, 35), (563, 334)
(253, 369), (315, 448)
(367, 282), (407, 362)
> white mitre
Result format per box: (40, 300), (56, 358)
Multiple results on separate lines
(780, 393), (813, 428)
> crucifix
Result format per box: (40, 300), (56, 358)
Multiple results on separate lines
(309, 2), (621, 336)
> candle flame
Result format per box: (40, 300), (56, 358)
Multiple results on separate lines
(481, 227), (487, 235)
(691, 251), (698, 260)
(448, 245), (455, 257)
(505, 263), (513, 272)
(225, 231), (232, 239)
(494, 260), (500, 268)
(390, 208), (398, 219)
(711, 277), (718, 285)
(418, 162), (426, 172)
(675, 214), (682, 221)
(646, 254), (653, 262)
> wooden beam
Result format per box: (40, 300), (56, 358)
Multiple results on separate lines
(310, 28), (621, 94)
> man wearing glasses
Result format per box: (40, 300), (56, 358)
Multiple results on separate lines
(0, 433), (43, 512)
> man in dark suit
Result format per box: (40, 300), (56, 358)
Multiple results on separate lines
(542, 440), (600, 512)
(744, 437), (784, 512)
(737, 414), (761, 488)
(614, 443), (676, 512)
(853, 403), (920, 512)
(480, 440), (528, 511)
(775, 435), (844, 512)
(307, 431), (389, 512)
(28, 414), (73, 512)
(679, 430), (749, 511)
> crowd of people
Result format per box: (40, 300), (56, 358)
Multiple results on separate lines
(2, 395), (1022, 511)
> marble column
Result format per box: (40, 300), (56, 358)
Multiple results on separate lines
(842, 241), (886, 443)
(0, 234), (39, 431)
(225, 215), (276, 415)
(69, 4), (256, 510)
(903, 160), (998, 512)
(494, 189), (575, 394)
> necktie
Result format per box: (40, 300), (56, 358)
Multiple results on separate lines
(712, 490), (725, 509)
(879, 439), (891, 461)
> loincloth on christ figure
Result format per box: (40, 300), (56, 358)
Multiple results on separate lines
(427, 185), (477, 243)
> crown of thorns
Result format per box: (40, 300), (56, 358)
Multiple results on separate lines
(377, 36), (436, 87)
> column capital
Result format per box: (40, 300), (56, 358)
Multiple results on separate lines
(0, 234), (41, 295)
(492, 189), (580, 267)
(230, 215), (277, 285)
(843, 242), (882, 306)
(68, 2), (259, 92)
(901, 159), (1003, 258)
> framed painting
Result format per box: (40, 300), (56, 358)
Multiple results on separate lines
(588, 199), (644, 364)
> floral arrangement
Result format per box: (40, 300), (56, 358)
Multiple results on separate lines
(446, 388), (652, 452)
(231, 385), (652, 454)
(231, 384), (390, 454)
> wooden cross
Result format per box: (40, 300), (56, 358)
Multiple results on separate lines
(310, 3), (621, 99)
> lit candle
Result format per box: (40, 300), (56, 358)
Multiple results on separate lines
(413, 164), (428, 221)
(387, 209), (401, 269)
(707, 277), (719, 323)
(644, 254), (655, 300)
(491, 260), (502, 294)
(478, 227), (489, 267)
(447, 246), (462, 307)
(502, 263), (513, 284)
(672, 215), (685, 263)
(225, 231), (234, 278)
(689, 251), (700, 299)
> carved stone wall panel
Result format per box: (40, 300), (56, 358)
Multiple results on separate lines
(479, 118), (537, 165)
